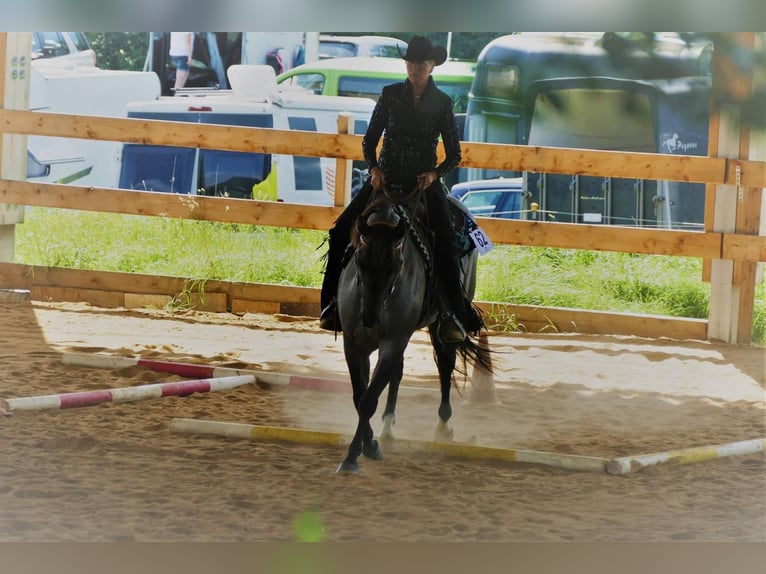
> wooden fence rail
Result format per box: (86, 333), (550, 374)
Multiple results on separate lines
(1, 108), (765, 187)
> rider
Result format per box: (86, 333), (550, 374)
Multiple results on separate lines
(319, 35), (483, 343)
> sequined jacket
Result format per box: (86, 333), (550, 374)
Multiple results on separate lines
(362, 77), (461, 189)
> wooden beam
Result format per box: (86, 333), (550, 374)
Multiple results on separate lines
(333, 112), (354, 208)
(0, 262), (708, 340)
(706, 33), (762, 344)
(476, 302), (707, 341)
(1, 108), (764, 186)
(1, 178), (742, 261)
(0, 33), (31, 261)
(0, 179), (342, 230)
(479, 218), (724, 259)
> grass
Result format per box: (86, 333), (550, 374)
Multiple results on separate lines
(13, 207), (766, 344)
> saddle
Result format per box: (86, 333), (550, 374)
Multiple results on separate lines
(343, 185), (478, 283)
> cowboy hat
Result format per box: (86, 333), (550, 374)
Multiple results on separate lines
(399, 35), (447, 66)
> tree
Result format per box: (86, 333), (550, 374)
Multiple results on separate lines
(85, 32), (149, 71)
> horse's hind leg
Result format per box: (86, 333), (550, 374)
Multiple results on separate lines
(379, 379), (400, 445)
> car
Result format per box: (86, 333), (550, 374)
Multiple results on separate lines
(450, 177), (525, 220)
(278, 57), (476, 190)
(276, 57), (475, 113)
(30, 32), (96, 67)
(318, 35), (407, 59)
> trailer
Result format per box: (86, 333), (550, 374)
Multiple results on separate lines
(117, 65), (374, 205)
(27, 62), (161, 187)
(460, 32), (714, 229)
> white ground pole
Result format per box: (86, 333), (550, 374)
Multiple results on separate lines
(169, 418), (609, 473)
(605, 438), (766, 475)
(0, 376), (255, 413)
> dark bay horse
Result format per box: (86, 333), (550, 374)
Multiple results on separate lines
(336, 190), (492, 474)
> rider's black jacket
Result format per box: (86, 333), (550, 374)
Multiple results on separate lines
(362, 77), (461, 189)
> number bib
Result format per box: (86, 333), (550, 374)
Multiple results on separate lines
(468, 226), (494, 255)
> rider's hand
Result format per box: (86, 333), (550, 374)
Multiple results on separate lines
(416, 171), (438, 191)
(370, 167), (386, 190)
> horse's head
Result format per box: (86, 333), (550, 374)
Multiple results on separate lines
(353, 197), (408, 328)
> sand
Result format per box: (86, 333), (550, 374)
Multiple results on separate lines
(0, 299), (763, 541)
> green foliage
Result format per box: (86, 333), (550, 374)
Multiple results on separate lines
(86, 32), (149, 71)
(12, 207), (766, 344)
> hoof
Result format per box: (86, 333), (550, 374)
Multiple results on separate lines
(380, 417), (395, 444)
(435, 421), (454, 442)
(362, 439), (383, 461)
(379, 431), (395, 450)
(336, 461), (360, 474)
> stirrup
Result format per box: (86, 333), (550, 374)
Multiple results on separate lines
(437, 312), (466, 345)
(319, 301), (341, 331)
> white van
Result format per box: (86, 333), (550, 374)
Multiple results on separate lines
(118, 65), (374, 205)
(27, 64), (161, 187)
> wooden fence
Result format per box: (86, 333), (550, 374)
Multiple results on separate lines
(1, 32), (765, 343)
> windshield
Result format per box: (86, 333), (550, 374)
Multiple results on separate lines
(199, 149), (271, 199)
(319, 42), (358, 58)
(119, 145), (196, 193)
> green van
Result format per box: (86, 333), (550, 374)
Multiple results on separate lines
(276, 56), (476, 114)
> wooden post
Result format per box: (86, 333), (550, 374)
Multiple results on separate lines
(0, 32), (31, 262)
(333, 111), (354, 207)
(706, 33), (764, 344)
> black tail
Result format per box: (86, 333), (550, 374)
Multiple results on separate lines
(458, 331), (493, 376)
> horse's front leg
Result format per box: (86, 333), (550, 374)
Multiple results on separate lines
(337, 345), (405, 474)
(338, 341), (377, 474)
(430, 325), (457, 442)
(337, 385), (384, 474)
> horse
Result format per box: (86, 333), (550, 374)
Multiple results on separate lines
(335, 189), (492, 474)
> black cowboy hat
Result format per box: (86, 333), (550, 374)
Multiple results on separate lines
(399, 35), (448, 66)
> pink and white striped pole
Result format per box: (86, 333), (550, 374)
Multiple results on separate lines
(0, 375), (254, 413)
(64, 352), (352, 392)
(62, 353), (257, 379)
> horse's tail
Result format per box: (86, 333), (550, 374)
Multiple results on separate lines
(457, 330), (493, 376)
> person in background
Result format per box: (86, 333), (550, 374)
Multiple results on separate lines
(319, 35), (483, 344)
(169, 32), (194, 93)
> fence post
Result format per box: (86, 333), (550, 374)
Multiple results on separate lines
(333, 111), (354, 207)
(706, 33), (764, 344)
(0, 32), (31, 263)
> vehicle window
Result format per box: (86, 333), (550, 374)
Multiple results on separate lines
(119, 145), (196, 193)
(319, 41), (358, 58)
(285, 73), (325, 95)
(198, 150), (271, 199)
(69, 32), (91, 52)
(378, 45), (404, 58)
(462, 190), (502, 213)
(337, 76), (394, 101)
(437, 81), (471, 114)
(33, 32), (69, 58)
(528, 88), (655, 152)
(288, 116), (322, 190)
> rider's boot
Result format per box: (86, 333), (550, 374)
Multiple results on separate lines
(319, 180), (376, 332)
